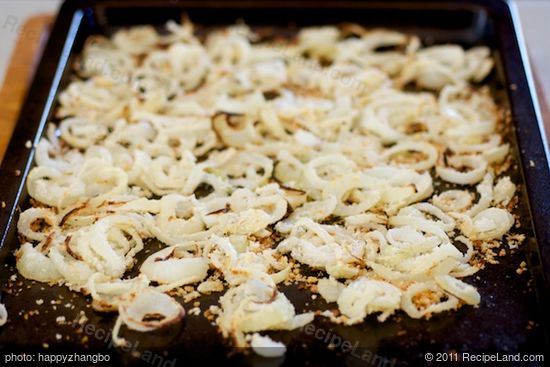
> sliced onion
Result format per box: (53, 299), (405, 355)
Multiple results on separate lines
(17, 208), (59, 243)
(118, 290), (185, 332)
(250, 333), (286, 358)
(323, 174), (381, 216)
(466, 172), (493, 217)
(493, 176), (516, 206)
(87, 273), (150, 312)
(337, 277), (402, 323)
(390, 203), (455, 234)
(436, 155), (487, 185)
(0, 304), (7, 327)
(304, 154), (357, 190)
(382, 141), (438, 171)
(140, 245), (209, 290)
(433, 190), (473, 213)
(60, 117), (108, 149)
(275, 196), (336, 234)
(434, 275), (480, 305)
(401, 281), (459, 318)
(317, 277), (345, 303)
(461, 207), (514, 240)
(15, 243), (62, 283)
(217, 279), (298, 337)
(212, 112), (260, 148)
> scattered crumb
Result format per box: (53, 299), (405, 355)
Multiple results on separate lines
(25, 140), (32, 149)
(36, 299), (44, 305)
(197, 279), (224, 294)
(317, 310), (348, 324)
(76, 311), (88, 325)
(516, 261), (527, 275)
(14, 169), (21, 177)
(183, 291), (201, 303)
(306, 276), (318, 284)
(507, 233), (525, 250)
(529, 160), (535, 167)
(188, 307), (201, 316)
(55, 333), (62, 340)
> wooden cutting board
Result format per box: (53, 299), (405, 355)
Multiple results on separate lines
(0, 14), (549, 163)
(0, 15), (53, 162)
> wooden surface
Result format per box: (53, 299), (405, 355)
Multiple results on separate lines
(0, 15), (52, 162)
(0, 14), (549, 164)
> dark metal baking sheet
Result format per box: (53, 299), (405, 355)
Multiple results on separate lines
(1, 1), (549, 366)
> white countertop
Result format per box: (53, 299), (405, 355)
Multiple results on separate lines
(0, 0), (549, 108)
